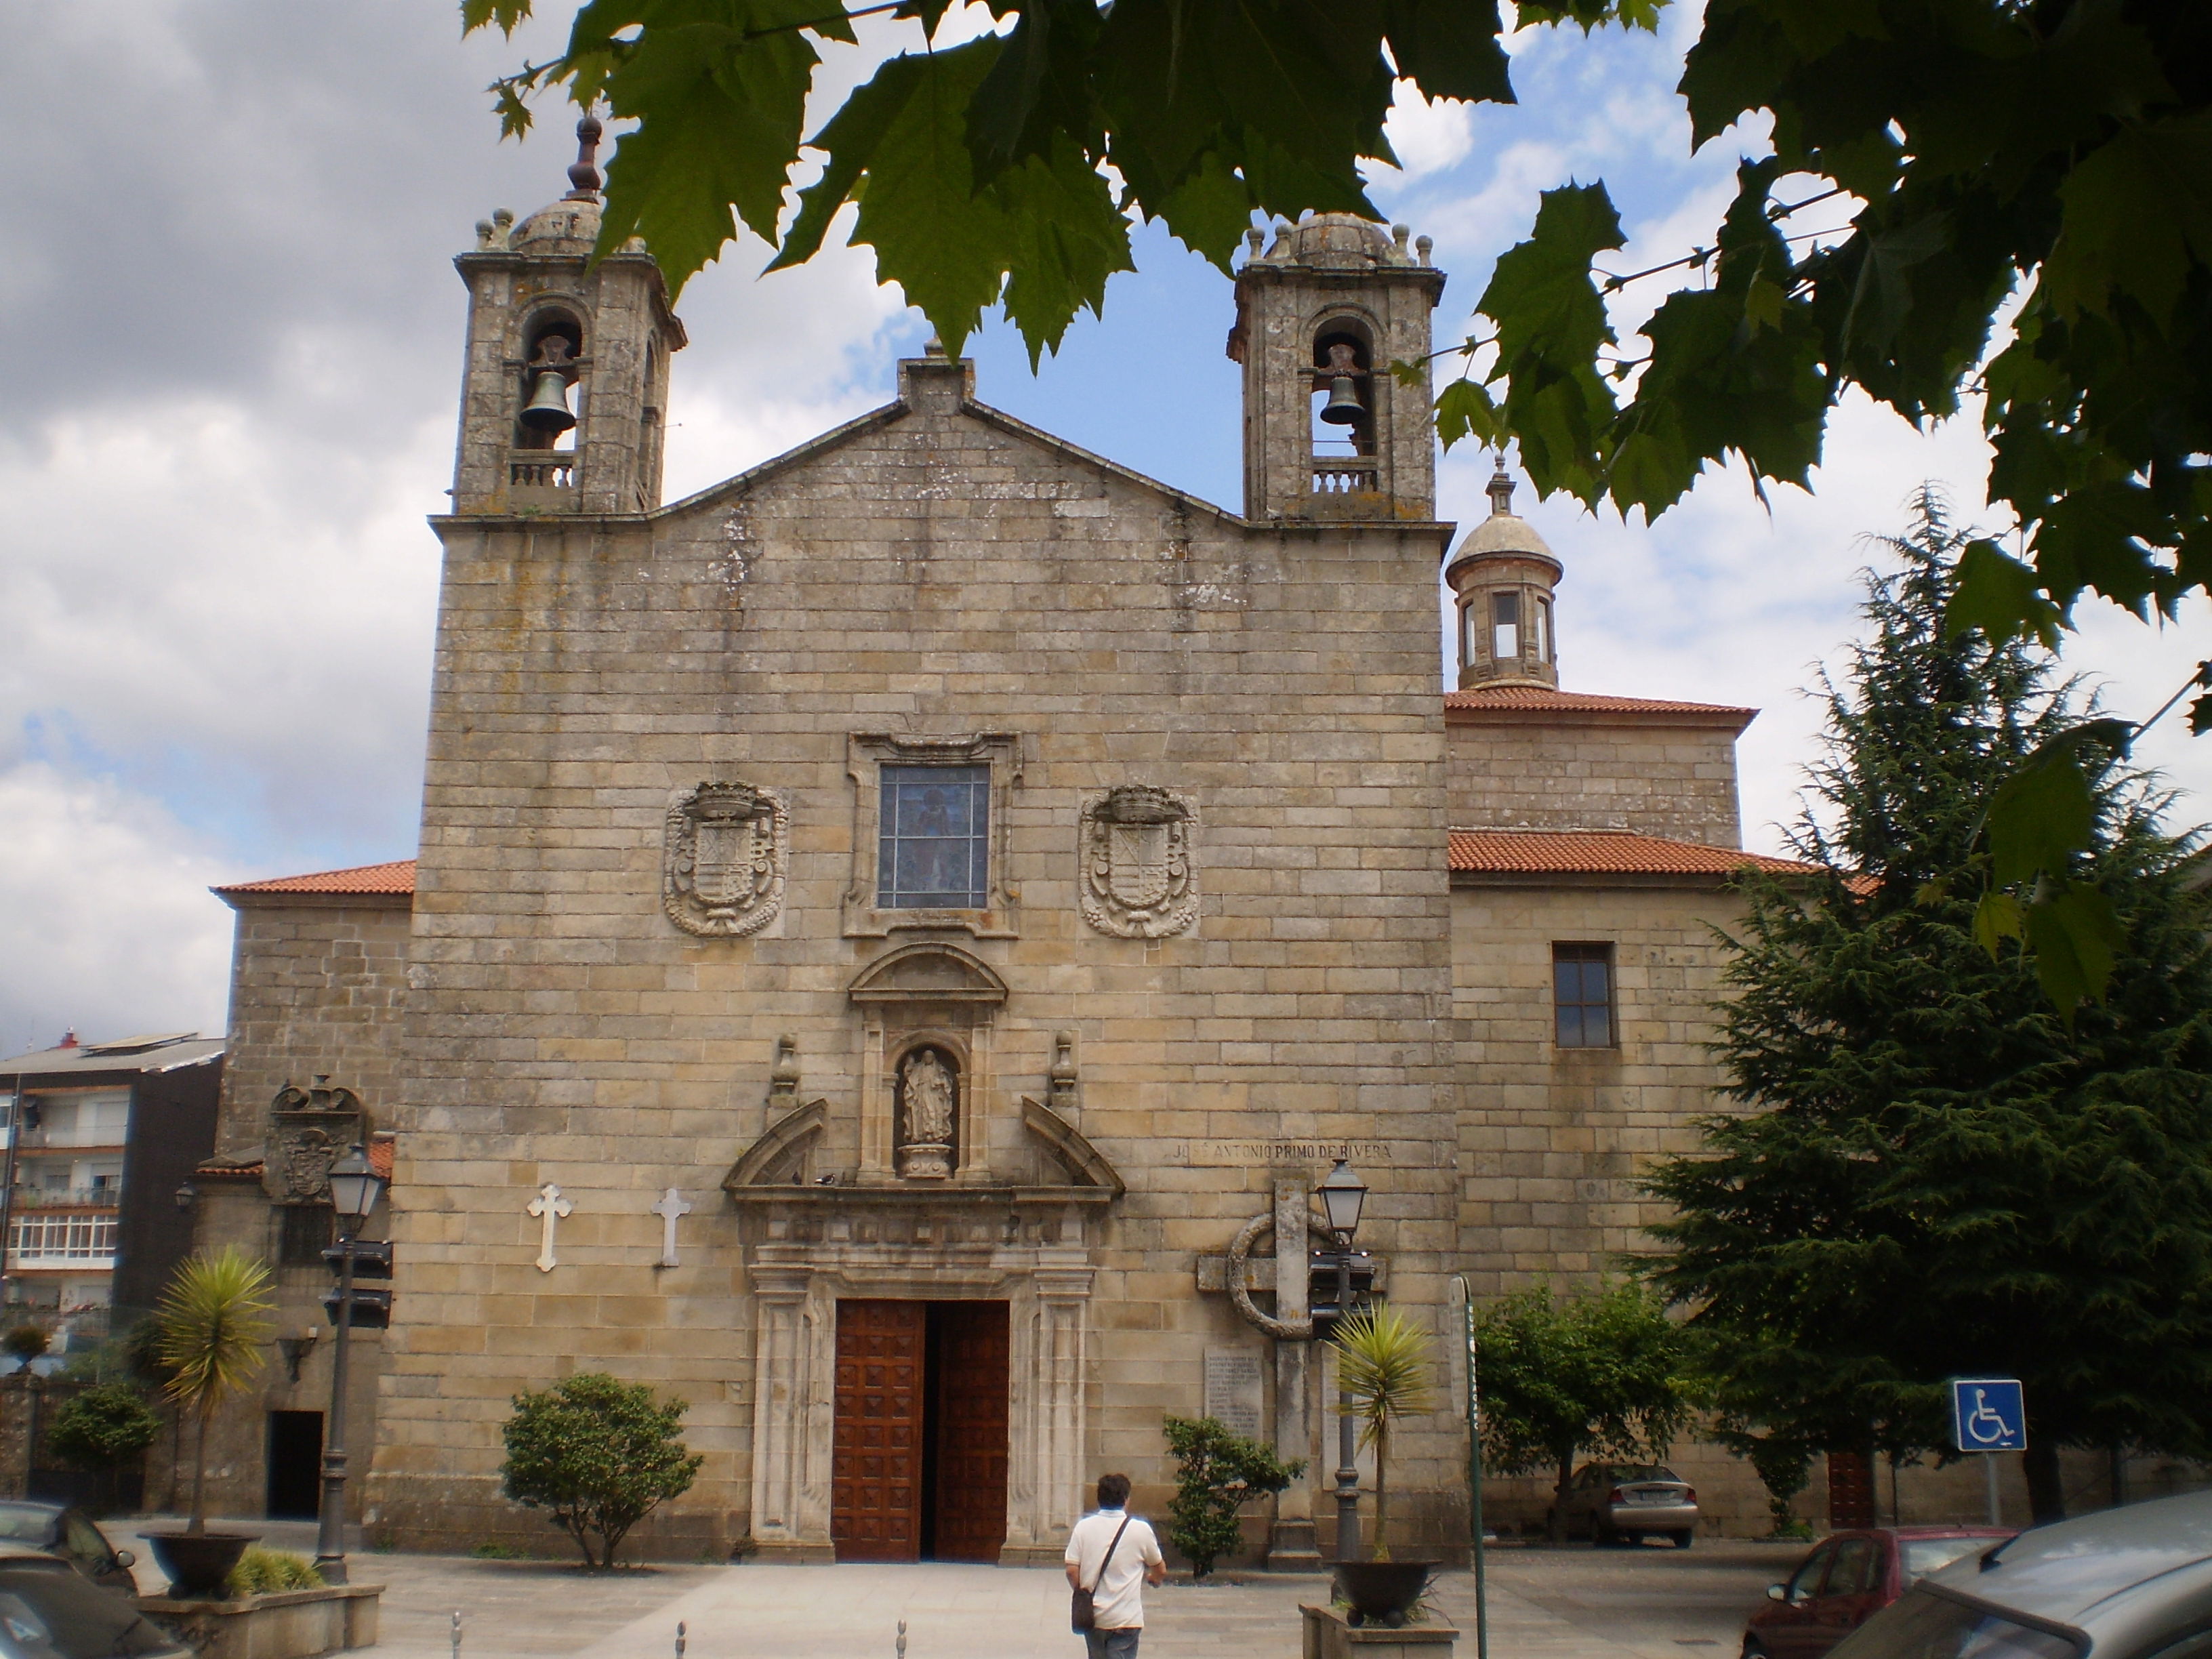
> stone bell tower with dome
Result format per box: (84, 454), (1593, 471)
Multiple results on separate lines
(1228, 213), (1446, 520)
(448, 116), (687, 516)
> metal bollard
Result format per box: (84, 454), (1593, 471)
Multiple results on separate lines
(676, 1622), (687, 1659)
(450, 1612), (462, 1659)
(895, 1619), (907, 1658)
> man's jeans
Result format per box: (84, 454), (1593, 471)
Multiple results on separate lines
(1084, 1629), (1140, 1659)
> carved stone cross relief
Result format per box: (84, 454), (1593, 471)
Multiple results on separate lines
(527, 1182), (573, 1273)
(651, 1188), (693, 1267)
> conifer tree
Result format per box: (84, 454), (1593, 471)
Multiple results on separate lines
(1644, 493), (2212, 1523)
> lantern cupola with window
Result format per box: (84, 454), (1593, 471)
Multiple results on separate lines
(1443, 460), (1562, 689)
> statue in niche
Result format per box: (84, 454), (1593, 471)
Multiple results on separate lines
(896, 1047), (958, 1179)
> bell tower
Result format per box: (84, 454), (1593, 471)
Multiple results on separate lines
(1227, 214), (1446, 522)
(449, 116), (687, 516)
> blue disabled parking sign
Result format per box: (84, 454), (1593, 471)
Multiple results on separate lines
(1950, 1378), (2027, 1453)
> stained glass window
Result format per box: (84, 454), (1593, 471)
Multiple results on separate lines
(879, 766), (991, 909)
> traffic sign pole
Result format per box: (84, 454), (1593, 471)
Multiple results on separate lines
(1948, 1378), (2025, 1528)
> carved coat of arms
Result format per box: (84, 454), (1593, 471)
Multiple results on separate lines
(664, 782), (787, 937)
(1079, 785), (1197, 939)
(265, 1076), (368, 1203)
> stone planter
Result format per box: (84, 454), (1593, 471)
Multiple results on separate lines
(1301, 1602), (1458, 1659)
(139, 1532), (260, 1599)
(135, 1584), (382, 1659)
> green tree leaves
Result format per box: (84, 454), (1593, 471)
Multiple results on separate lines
(1160, 1415), (1304, 1578)
(464, 0), (1666, 352)
(501, 1372), (703, 1570)
(1642, 508), (2212, 1521)
(1471, 1278), (1699, 1536)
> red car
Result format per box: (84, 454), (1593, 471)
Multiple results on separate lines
(1741, 1526), (2013, 1658)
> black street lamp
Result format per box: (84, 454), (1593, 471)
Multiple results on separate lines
(1317, 1159), (1368, 1563)
(315, 1143), (384, 1586)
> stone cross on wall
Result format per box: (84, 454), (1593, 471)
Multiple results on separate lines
(527, 1183), (573, 1272)
(652, 1188), (693, 1267)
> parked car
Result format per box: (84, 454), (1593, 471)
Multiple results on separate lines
(1744, 1527), (2014, 1657)
(0, 1543), (183, 1659)
(0, 1505), (136, 1596)
(1549, 1463), (1700, 1547)
(1828, 1489), (2212, 1659)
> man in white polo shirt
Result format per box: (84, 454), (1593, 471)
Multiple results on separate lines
(1064, 1472), (1166, 1658)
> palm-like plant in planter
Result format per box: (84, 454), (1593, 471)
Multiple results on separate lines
(144, 1248), (275, 1595)
(1330, 1306), (1437, 1627)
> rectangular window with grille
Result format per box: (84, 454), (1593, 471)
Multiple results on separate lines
(1553, 942), (1616, 1048)
(878, 766), (991, 909)
(279, 1205), (333, 1267)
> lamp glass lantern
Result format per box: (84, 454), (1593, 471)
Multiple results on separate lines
(1317, 1159), (1368, 1239)
(326, 1144), (384, 1223)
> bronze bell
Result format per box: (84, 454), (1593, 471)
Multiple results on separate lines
(1317, 341), (1364, 426)
(520, 369), (576, 434)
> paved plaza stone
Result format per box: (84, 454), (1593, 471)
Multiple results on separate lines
(209, 1539), (1799, 1659)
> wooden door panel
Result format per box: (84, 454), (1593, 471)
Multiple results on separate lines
(833, 1300), (924, 1561)
(933, 1300), (1010, 1562)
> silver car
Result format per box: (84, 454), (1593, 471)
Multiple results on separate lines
(1830, 1488), (2212, 1659)
(1551, 1462), (1700, 1548)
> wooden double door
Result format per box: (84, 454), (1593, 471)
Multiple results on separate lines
(832, 1299), (1010, 1561)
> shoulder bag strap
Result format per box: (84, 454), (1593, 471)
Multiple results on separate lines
(1088, 1515), (1134, 1594)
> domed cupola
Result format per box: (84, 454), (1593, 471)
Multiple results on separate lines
(1443, 461), (1562, 689)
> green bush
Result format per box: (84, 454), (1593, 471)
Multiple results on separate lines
(1161, 1415), (1305, 1579)
(500, 1373), (703, 1570)
(225, 1548), (325, 1597)
(44, 1385), (162, 1473)
(3, 1326), (49, 1362)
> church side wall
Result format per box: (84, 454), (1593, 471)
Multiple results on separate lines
(369, 390), (1461, 1563)
(215, 899), (414, 1157)
(1451, 878), (1776, 1536)
(1446, 718), (1743, 846)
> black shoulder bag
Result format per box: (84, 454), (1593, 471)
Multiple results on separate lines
(1071, 1515), (1134, 1634)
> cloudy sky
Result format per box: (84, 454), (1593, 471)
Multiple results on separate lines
(3, 2), (2206, 1057)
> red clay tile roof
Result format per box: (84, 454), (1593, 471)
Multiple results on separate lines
(214, 859), (417, 898)
(1449, 829), (1813, 878)
(1445, 686), (1757, 724)
(195, 1134), (395, 1183)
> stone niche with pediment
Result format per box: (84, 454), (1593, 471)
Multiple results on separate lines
(847, 940), (1004, 1184)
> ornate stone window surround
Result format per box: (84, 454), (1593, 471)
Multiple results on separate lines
(843, 733), (1023, 939)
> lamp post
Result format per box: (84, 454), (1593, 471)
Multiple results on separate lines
(315, 1143), (384, 1586)
(1317, 1159), (1368, 1563)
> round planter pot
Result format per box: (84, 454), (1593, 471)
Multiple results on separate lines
(140, 1530), (260, 1599)
(1333, 1560), (1438, 1629)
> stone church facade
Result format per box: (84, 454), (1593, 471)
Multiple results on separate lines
(192, 147), (1811, 1557)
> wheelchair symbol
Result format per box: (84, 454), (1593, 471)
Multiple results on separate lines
(1964, 1388), (2013, 1446)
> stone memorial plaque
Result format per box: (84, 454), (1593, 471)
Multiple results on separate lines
(1170, 1139), (1405, 1167)
(1204, 1348), (1265, 1441)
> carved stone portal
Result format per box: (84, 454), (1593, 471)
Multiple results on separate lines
(895, 1047), (959, 1179)
(1078, 785), (1197, 939)
(663, 781), (787, 937)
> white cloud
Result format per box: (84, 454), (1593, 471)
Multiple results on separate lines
(0, 764), (231, 1059)
(1383, 84), (1477, 180)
